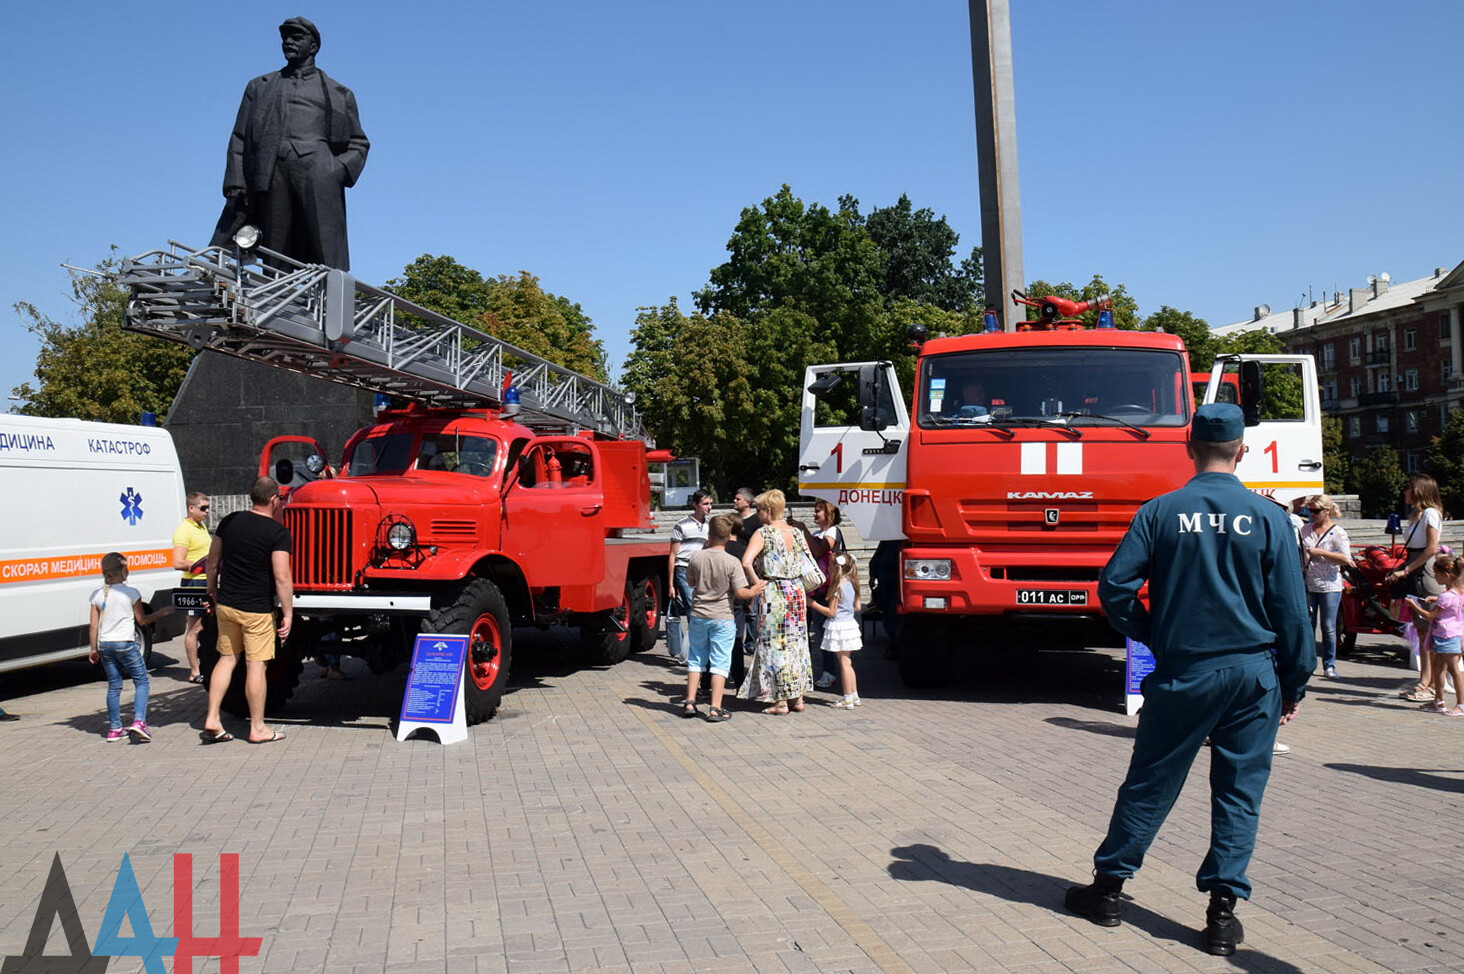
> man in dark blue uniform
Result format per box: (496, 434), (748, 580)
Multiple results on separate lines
(1066, 403), (1311, 956)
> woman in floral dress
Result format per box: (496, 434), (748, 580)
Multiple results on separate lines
(738, 489), (815, 714)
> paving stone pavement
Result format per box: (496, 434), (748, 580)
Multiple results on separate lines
(0, 628), (1459, 974)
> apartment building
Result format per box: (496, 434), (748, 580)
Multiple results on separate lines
(1214, 260), (1464, 472)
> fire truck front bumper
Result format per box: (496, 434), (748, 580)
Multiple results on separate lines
(899, 545), (1109, 616)
(294, 593), (434, 615)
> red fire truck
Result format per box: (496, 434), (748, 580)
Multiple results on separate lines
(799, 295), (1323, 686)
(120, 243), (669, 723)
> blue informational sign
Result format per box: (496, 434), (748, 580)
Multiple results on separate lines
(400, 634), (468, 725)
(1125, 638), (1156, 696)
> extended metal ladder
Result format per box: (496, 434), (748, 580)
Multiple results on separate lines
(118, 240), (646, 439)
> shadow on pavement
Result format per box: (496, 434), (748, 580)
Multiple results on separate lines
(1324, 672), (1414, 691)
(1045, 716), (1135, 738)
(1304, 683), (1403, 699)
(888, 843), (1309, 973)
(1325, 763), (1464, 793)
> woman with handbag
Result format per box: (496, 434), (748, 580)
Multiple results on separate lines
(1391, 474), (1445, 702)
(1299, 495), (1351, 678)
(738, 489), (816, 714)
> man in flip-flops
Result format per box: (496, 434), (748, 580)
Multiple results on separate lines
(1065, 404), (1312, 957)
(200, 478), (294, 745)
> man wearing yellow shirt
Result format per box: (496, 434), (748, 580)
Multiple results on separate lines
(172, 492), (212, 683)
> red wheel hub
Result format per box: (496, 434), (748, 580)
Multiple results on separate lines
(641, 580), (659, 632)
(468, 613), (501, 690)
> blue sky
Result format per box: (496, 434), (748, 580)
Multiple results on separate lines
(2, 1), (1460, 406)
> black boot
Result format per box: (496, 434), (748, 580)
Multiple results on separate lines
(1065, 874), (1125, 927)
(1204, 891), (1244, 956)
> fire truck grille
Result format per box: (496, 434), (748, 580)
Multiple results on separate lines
(283, 508), (354, 589)
(994, 566), (1102, 583)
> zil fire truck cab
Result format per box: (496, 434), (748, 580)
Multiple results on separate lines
(799, 295), (1323, 687)
(230, 408), (668, 724)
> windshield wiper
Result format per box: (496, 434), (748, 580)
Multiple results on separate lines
(1002, 417), (1083, 438)
(921, 414), (1015, 438)
(1057, 412), (1151, 439)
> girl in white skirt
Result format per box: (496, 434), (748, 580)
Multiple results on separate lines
(811, 553), (862, 708)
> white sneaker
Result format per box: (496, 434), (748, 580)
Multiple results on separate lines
(1273, 741), (1291, 755)
(815, 672), (836, 689)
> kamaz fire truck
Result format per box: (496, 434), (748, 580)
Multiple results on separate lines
(798, 293), (1323, 687)
(118, 241), (669, 723)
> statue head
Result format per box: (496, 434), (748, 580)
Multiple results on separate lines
(279, 17), (321, 66)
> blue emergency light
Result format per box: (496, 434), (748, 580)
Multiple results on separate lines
(1097, 309), (1115, 329)
(982, 311), (1001, 333)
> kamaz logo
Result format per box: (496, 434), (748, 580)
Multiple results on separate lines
(1006, 490), (1094, 500)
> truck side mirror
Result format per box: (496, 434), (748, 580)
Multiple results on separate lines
(858, 363), (889, 432)
(807, 372), (843, 397)
(1239, 361), (1263, 427)
(274, 458), (295, 485)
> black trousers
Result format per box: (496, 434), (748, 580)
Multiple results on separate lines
(258, 147), (350, 270)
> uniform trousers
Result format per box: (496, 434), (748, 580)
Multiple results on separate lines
(1093, 652), (1280, 899)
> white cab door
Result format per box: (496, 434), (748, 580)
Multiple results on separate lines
(1205, 354), (1324, 504)
(798, 362), (910, 542)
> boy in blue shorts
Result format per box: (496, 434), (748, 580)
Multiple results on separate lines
(679, 515), (764, 722)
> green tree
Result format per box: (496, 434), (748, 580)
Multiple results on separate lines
(1425, 409), (1464, 516)
(649, 186), (987, 494)
(1348, 446), (1404, 518)
(696, 186), (882, 320)
(619, 299), (684, 410)
(11, 254), (194, 423)
(1322, 416), (1348, 495)
(623, 299), (846, 495)
(1143, 313), (1303, 420)
(388, 255), (608, 382)
(385, 254), (493, 322)
(852, 193), (983, 311)
(1144, 305), (1217, 374)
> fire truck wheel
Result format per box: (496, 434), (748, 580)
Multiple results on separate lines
(896, 616), (953, 688)
(629, 574), (662, 654)
(423, 579), (512, 724)
(196, 614), (305, 717)
(582, 581), (637, 666)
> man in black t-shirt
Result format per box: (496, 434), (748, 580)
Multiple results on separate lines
(201, 477), (294, 745)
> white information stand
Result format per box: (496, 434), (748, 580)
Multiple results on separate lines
(396, 634), (469, 745)
(1124, 638), (1156, 717)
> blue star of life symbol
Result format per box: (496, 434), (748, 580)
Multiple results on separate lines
(120, 487), (144, 525)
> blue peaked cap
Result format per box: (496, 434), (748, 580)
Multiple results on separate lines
(1192, 403), (1245, 441)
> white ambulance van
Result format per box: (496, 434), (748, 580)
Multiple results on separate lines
(0, 415), (186, 673)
